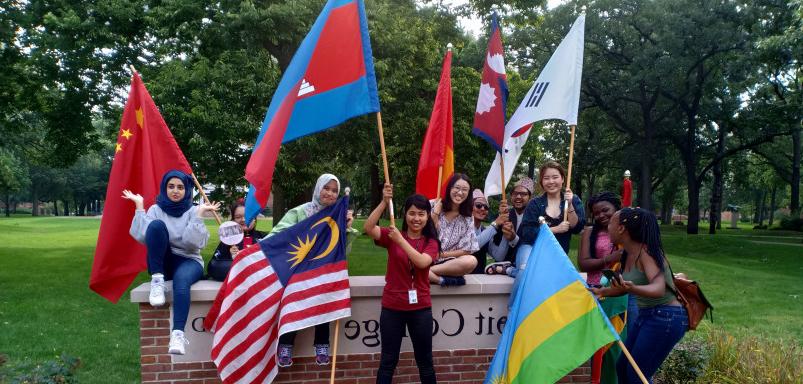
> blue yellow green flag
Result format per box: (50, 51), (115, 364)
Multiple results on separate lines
(485, 224), (619, 384)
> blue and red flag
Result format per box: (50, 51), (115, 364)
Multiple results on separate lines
(245, 0), (380, 224)
(472, 13), (508, 152)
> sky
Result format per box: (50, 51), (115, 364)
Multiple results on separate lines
(445, 0), (566, 37)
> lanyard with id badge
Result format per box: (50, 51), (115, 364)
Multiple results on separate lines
(407, 238), (425, 305)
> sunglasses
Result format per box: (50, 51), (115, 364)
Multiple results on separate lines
(474, 203), (489, 210)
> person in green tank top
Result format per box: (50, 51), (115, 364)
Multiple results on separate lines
(590, 208), (688, 384)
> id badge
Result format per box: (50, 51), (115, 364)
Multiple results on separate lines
(408, 289), (418, 304)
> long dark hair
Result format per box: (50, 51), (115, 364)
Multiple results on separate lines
(229, 198), (245, 220)
(619, 207), (665, 271)
(402, 194), (441, 251)
(588, 192), (621, 259)
(441, 173), (473, 217)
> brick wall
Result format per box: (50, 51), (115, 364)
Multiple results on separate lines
(139, 303), (590, 384)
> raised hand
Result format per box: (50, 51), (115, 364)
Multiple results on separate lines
(197, 201), (221, 218)
(382, 183), (393, 203)
(564, 188), (574, 203)
(122, 190), (144, 211)
(387, 226), (404, 244)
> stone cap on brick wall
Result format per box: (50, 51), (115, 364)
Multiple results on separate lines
(131, 273), (587, 303)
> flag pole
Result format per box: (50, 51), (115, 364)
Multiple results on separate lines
(376, 112), (395, 226)
(499, 154), (507, 204)
(329, 320), (341, 383)
(563, 124), (576, 222)
(130, 65), (222, 225)
(617, 340), (649, 384)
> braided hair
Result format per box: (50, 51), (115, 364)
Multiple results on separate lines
(619, 207), (665, 271)
(587, 192), (622, 259)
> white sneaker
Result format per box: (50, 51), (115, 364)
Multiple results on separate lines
(168, 330), (188, 355)
(149, 274), (166, 307)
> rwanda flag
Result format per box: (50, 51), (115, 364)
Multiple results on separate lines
(485, 224), (619, 384)
(244, 0), (380, 224)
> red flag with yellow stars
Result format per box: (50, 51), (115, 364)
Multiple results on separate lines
(90, 72), (192, 302)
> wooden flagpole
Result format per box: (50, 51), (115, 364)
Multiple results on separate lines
(329, 320), (341, 383)
(499, 154), (507, 204)
(376, 112), (395, 227)
(563, 124), (576, 222)
(130, 65), (222, 225)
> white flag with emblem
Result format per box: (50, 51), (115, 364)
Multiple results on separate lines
(484, 14), (585, 197)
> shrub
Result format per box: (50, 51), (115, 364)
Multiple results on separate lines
(0, 354), (81, 384)
(779, 217), (803, 232)
(655, 337), (709, 384)
(698, 331), (802, 384)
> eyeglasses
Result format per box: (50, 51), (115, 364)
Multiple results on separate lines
(451, 186), (469, 193)
(511, 192), (529, 198)
(474, 203), (489, 210)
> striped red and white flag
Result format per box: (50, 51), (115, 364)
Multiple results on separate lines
(204, 196), (352, 384)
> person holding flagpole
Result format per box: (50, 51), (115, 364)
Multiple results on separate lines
(364, 184), (440, 384)
(124, 170), (220, 355)
(269, 173), (358, 367)
(519, 161), (585, 253)
(429, 173), (480, 286)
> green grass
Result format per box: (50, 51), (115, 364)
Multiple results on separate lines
(0, 216), (800, 383)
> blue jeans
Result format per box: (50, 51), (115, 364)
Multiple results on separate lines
(627, 294), (640, 332)
(146, 220), (203, 331)
(617, 305), (688, 384)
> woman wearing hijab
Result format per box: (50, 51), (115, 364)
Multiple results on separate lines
(124, 170), (220, 356)
(269, 173), (358, 367)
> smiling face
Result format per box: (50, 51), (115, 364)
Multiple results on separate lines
(318, 180), (339, 207)
(449, 179), (470, 206)
(472, 199), (489, 221)
(540, 167), (564, 195)
(592, 201), (617, 227)
(510, 186), (531, 212)
(233, 206), (255, 232)
(405, 205), (428, 234)
(166, 177), (186, 202)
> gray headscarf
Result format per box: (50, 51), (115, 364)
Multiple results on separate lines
(303, 173), (340, 218)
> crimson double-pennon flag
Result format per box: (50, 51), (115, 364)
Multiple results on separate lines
(89, 72), (192, 303)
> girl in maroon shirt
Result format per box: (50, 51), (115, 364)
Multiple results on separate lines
(364, 183), (440, 384)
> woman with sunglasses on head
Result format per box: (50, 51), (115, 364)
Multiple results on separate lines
(365, 184), (440, 384)
(591, 208), (688, 383)
(429, 173), (480, 286)
(124, 170), (220, 356)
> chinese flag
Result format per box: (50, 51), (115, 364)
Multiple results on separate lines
(90, 72), (192, 303)
(415, 48), (453, 199)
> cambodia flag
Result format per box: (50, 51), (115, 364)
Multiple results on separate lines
(415, 48), (454, 200)
(245, 0), (380, 224)
(472, 13), (508, 152)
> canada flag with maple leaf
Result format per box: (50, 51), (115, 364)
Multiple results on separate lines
(472, 12), (508, 152)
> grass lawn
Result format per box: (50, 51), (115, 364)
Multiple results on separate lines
(0, 216), (801, 383)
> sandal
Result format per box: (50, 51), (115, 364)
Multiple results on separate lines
(485, 261), (512, 275)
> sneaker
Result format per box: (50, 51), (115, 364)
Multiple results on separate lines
(168, 330), (188, 355)
(277, 344), (293, 368)
(440, 276), (466, 287)
(314, 344), (330, 366)
(149, 275), (166, 307)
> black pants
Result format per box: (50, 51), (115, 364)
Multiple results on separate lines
(376, 307), (436, 384)
(278, 323), (330, 346)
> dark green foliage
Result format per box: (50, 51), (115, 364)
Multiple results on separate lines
(0, 354), (81, 384)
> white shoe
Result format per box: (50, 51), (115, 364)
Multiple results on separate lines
(168, 330), (188, 355)
(149, 275), (166, 307)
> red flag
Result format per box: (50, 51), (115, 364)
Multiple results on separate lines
(622, 175), (633, 208)
(472, 13), (508, 152)
(89, 73), (192, 302)
(415, 48), (454, 199)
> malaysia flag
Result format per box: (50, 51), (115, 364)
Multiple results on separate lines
(204, 197), (351, 384)
(472, 13), (509, 152)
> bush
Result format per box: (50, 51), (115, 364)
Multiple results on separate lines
(0, 354), (81, 384)
(697, 331), (802, 384)
(655, 337), (709, 384)
(779, 217), (803, 232)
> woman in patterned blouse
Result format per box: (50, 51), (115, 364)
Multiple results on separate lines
(429, 173), (480, 286)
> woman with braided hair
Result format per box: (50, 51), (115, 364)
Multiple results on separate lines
(591, 208), (688, 384)
(578, 192), (623, 287)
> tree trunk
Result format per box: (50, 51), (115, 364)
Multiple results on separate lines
(53, 200), (59, 216)
(527, 156), (536, 180)
(758, 190), (767, 226)
(271, 185), (286, 227)
(639, 155), (652, 211)
(685, 162), (700, 234)
(661, 198), (673, 225)
(709, 125), (726, 234)
(4, 194), (9, 217)
(31, 184), (39, 217)
(768, 184), (778, 227)
(791, 124), (801, 215)
(63, 200), (69, 216)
